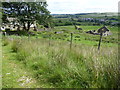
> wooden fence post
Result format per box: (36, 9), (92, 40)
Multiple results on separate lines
(49, 34), (51, 46)
(70, 33), (73, 49)
(98, 33), (103, 50)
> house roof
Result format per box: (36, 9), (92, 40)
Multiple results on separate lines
(97, 26), (110, 33)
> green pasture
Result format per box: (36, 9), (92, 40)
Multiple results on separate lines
(2, 35), (119, 88)
(33, 25), (118, 47)
(1, 25), (119, 88)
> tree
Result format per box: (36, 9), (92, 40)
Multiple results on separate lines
(2, 1), (52, 31)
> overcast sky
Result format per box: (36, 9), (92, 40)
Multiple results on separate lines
(47, 0), (119, 14)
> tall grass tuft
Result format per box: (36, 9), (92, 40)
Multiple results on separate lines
(2, 37), (10, 46)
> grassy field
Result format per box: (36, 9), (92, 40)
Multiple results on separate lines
(2, 25), (119, 88)
(35, 25), (118, 46)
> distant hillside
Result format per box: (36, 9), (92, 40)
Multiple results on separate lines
(52, 12), (118, 26)
(52, 12), (118, 17)
(75, 12), (118, 16)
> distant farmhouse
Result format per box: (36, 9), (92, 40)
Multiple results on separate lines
(1, 17), (18, 31)
(86, 26), (112, 36)
(0, 16), (37, 31)
(97, 26), (112, 36)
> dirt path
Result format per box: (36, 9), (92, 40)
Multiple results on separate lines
(2, 44), (42, 88)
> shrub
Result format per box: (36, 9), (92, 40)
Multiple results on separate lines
(11, 39), (21, 52)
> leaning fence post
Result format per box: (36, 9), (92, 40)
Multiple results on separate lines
(98, 33), (103, 50)
(49, 34), (51, 46)
(70, 33), (73, 49)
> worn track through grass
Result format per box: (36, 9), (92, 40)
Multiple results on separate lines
(2, 42), (50, 88)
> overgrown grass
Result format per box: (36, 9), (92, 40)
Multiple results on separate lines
(3, 36), (119, 88)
